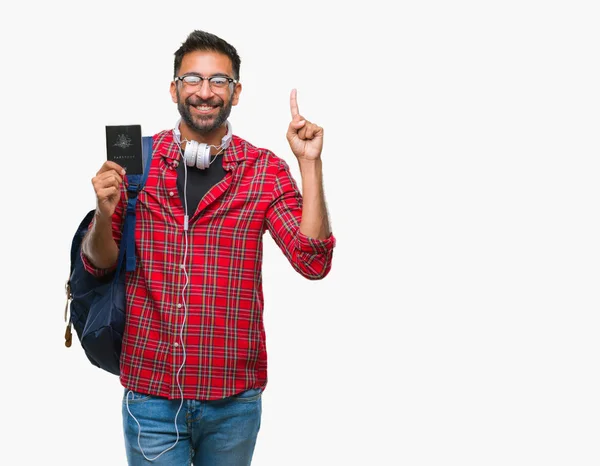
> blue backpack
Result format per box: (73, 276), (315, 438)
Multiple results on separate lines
(64, 137), (153, 375)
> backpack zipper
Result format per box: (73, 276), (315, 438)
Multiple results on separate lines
(64, 280), (72, 348)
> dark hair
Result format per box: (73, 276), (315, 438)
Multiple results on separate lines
(174, 30), (241, 80)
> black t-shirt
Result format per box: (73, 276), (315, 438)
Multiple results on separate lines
(176, 154), (226, 217)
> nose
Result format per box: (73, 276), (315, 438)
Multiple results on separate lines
(196, 79), (213, 100)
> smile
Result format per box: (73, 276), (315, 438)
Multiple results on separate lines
(192, 105), (217, 114)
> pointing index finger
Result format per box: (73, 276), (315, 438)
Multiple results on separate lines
(290, 88), (300, 118)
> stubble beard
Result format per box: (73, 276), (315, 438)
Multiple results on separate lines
(177, 88), (233, 136)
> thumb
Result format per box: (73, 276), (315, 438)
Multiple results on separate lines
(287, 118), (305, 140)
(290, 115), (306, 131)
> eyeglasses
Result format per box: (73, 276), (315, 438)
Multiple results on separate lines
(174, 74), (238, 91)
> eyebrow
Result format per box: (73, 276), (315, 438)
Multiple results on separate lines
(181, 72), (231, 78)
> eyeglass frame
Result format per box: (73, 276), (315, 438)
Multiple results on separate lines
(174, 73), (239, 91)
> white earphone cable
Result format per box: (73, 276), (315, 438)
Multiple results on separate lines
(125, 146), (191, 462)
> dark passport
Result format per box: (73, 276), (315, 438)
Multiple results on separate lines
(105, 125), (143, 175)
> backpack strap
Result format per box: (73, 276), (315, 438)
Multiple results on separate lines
(115, 136), (153, 277)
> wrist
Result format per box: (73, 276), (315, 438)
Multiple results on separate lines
(298, 157), (322, 175)
(94, 209), (113, 227)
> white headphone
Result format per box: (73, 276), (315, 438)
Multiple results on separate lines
(173, 120), (233, 170)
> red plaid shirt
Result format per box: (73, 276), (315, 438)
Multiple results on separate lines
(82, 130), (335, 400)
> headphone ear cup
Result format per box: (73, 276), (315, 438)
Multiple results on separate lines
(184, 140), (198, 168)
(196, 143), (211, 170)
(182, 139), (215, 170)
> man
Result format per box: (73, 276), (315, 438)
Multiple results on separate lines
(81, 30), (335, 465)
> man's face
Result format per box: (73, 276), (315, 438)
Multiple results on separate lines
(170, 50), (241, 135)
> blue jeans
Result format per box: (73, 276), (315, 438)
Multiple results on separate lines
(122, 388), (262, 466)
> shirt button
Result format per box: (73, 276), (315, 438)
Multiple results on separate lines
(173, 342), (179, 348)
(177, 303), (182, 309)
(173, 161), (179, 167)
(169, 191), (174, 197)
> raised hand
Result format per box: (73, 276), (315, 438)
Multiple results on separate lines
(286, 89), (324, 161)
(92, 161), (125, 219)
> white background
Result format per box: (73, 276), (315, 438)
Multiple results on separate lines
(1, 0), (599, 465)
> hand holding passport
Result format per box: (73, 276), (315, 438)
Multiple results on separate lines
(105, 125), (144, 175)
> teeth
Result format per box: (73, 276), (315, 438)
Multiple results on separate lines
(195, 105), (213, 110)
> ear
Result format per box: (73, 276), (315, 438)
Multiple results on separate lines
(170, 81), (178, 104)
(231, 82), (242, 107)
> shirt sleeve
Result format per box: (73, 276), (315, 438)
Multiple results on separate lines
(265, 158), (336, 280)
